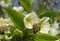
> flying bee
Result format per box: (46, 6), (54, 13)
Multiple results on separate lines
(32, 23), (41, 34)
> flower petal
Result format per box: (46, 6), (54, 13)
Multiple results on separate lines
(24, 11), (39, 29)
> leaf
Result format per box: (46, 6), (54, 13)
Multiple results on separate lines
(35, 38), (55, 41)
(31, 33), (57, 41)
(35, 33), (58, 41)
(19, 0), (33, 12)
(36, 2), (47, 14)
(5, 0), (8, 3)
(29, 0), (34, 5)
(0, 35), (4, 40)
(12, 31), (23, 41)
(0, 6), (6, 18)
(4, 8), (25, 31)
(37, 10), (60, 18)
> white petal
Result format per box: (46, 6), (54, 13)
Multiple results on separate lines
(13, 7), (19, 11)
(50, 19), (59, 36)
(18, 6), (24, 11)
(24, 11), (39, 29)
(40, 17), (49, 23)
(50, 28), (59, 36)
(39, 20), (50, 34)
(0, 17), (14, 27)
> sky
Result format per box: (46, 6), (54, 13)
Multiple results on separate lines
(13, 0), (19, 6)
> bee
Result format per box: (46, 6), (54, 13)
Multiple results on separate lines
(32, 23), (40, 34)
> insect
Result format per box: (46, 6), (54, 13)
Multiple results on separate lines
(32, 23), (40, 34)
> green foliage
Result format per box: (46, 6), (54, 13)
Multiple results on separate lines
(0, 35), (4, 40)
(4, 8), (25, 31)
(0, 0), (59, 41)
(36, 10), (60, 25)
(11, 29), (23, 41)
(4, 5), (59, 41)
(19, 0), (34, 12)
(36, 2), (47, 14)
(29, 0), (34, 5)
(35, 33), (58, 40)
(5, 0), (9, 3)
(37, 10), (60, 18)
(0, 6), (5, 18)
(30, 33), (58, 41)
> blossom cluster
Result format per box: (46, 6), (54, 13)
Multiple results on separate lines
(24, 11), (59, 36)
(13, 6), (24, 11)
(0, 17), (14, 27)
(0, 0), (12, 7)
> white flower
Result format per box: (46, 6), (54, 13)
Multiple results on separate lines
(24, 12), (50, 34)
(13, 7), (19, 11)
(0, 17), (14, 27)
(24, 11), (40, 29)
(5, 18), (14, 26)
(0, 0), (12, 7)
(13, 6), (24, 12)
(50, 28), (59, 36)
(0, 17), (5, 27)
(5, 35), (12, 40)
(24, 12), (54, 34)
(18, 6), (24, 11)
(49, 19), (59, 36)
(39, 17), (50, 34)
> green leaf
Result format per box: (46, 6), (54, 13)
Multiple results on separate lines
(35, 33), (58, 41)
(29, 0), (34, 5)
(35, 38), (55, 41)
(19, 0), (33, 12)
(4, 8), (25, 31)
(36, 2), (47, 14)
(5, 0), (8, 3)
(12, 31), (23, 41)
(0, 6), (6, 18)
(0, 35), (4, 40)
(37, 10), (60, 18)
(36, 33), (58, 40)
